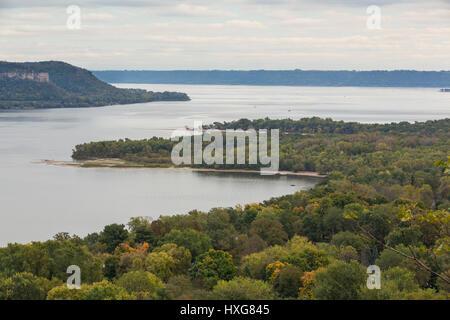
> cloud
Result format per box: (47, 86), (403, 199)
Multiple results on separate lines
(168, 4), (236, 17)
(0, 0), (182, 8)
(82, 12), (115, 21)
(3, 12), (52, 20)
(1, 0), (449, 70)
(226, 19), (265, 28)
(1, 0), (448, 9)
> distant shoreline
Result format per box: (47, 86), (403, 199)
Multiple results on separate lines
(93, 70), (450, 88)
(41, 159), (326, 178)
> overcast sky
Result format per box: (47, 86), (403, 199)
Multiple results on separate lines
(1, 0), (449, 70)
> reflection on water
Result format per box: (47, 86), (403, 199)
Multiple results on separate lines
(0, 85), (448, 245)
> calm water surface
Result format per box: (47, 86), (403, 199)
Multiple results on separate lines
(0, 85), (448, 245)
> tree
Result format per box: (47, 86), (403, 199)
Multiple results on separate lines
(232, 234), (268, 260)
(116, 251), (146, 276)
(0, 272), (47, 300)
(0, 240), (103, 283)
(46, 284), (87, 300)
(164, 275), (196, 300)
(348, 202), (450, 285)
(302, 213), (324, 242)
(240, 246), (288, 280)
(116, 271), (163, 298)
(273, 265), (303, 298)
(99, 224), (129, 253)
(337, 246), (359, 263)
(313, 261), (366, 300)
(205, 209), (238, 251)
(154, 244), (192, 275)
(212, 277), (274, 300)
(190, 249), (236, 288)
(385, 226), (423, 247)
(249, 218), (288, 246)
(159, 229), (211, 258)
(82, 280), (133, 300)
(103, 255), (120, 280)
(330, 231), (365, 253)
(359, 267), (446, 300)
(145, 251), (175, 281)
(285, 237), (330, 272)
(128, 217), (155, 245)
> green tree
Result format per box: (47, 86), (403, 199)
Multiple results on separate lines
(0, 241), (102, 283)
(212, 277), (274, 300)
(103, 255), (120, 280)
(205, 209), (238, 251)
(159, 229), (211, 258)
(249, 218), (288, 246)
(99, 224), (129, 253)
(154, 244), (192, 275)
(273, 265), (303, 298)
(145, 251), (175, 281)
(313, 261), (366, 300)
(359, 267), (445, 300)
(82, 280), (133, 300)
(0, 272), (47, 300)
(330, 231), (365, 253)
(46, 284), (87, 300)
(128, 217), (155, 245)
(190, 249), (236, 288)
(240, 246), (289, 280)
(116, 271), (163, 298)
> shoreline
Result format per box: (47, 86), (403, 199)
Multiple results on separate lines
(41, 159), (326, 178)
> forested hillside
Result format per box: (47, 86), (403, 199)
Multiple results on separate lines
(0, 118), (447, 300)
(0, 61), (189, 109)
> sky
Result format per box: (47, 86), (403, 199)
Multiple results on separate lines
(0, 0), (449, 70)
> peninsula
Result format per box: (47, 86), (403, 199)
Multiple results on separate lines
(0, 61), (190, 109)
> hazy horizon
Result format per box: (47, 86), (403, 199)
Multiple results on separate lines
(1, 0), (449, 70)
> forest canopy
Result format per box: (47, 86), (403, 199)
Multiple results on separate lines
(1, 118), (448, 300)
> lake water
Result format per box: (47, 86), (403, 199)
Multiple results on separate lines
(0, 85), (448, 245)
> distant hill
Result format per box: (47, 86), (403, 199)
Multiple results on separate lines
(0, 61), (189, 109)
(93, 70), (450, 87)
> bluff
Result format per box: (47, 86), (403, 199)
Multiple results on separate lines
(0, 61), (189, 109)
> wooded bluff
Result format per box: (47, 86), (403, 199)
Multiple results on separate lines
(0, 61), (189, 109)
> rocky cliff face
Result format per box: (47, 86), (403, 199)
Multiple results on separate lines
(0, 72), (50, 83)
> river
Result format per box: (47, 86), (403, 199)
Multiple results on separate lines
(0, 84), (448, 245)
